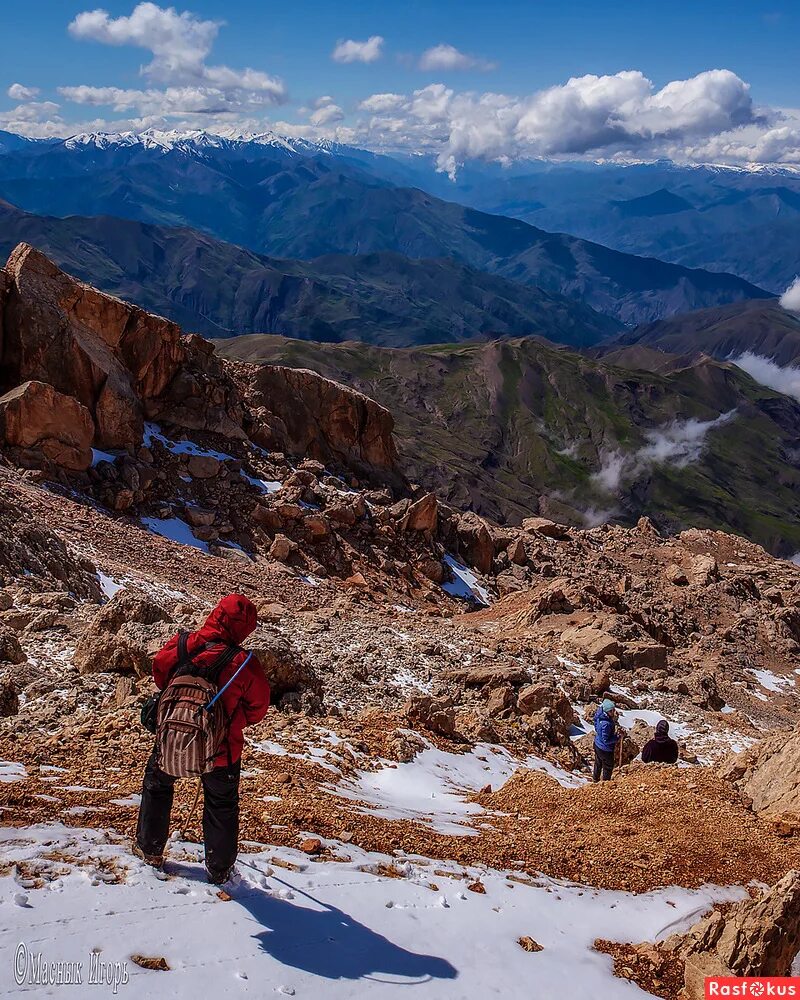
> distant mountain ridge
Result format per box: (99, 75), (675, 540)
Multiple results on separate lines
(0, 200), (619, 346)
(617, 300), (800, 366)
(0, 128), (770, 327)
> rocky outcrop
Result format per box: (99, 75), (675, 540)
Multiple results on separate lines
(249, 634), (321, 711)
(73, 590), (172, 677)
(0, 478), (101, 597)
(455, 511), (495, 576)
(246, 365), (403, 488)
(664, 871), (800, 995)
(0, 244), (244, 456)
(719, 724), (800, 818)
(0, 380), (94, 471)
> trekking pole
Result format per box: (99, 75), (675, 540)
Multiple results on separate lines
(236, 857), (335, 912)
(181, 778), (202, 840)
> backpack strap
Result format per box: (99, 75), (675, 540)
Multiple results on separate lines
(171, 632), (243, 684)
(201, 643), (243, 685)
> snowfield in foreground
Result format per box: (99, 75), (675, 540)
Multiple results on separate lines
(0, 824), (744, 999)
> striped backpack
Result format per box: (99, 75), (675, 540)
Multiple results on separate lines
(156, 632), (243, 778)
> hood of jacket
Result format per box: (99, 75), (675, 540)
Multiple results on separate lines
(200, 594), (257, 646)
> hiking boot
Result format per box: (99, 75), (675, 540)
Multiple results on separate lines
(134, 844), (164, 870)
(206, 865), (235, 886)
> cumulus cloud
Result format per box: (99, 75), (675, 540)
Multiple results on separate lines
(0, 100), (63, 135)
(63, 2), (286, 121)
(731, 353), (800, 402)
(352, 69), (760, 176)
(780, 277), (800, 313)
(7, 83), (40, 101)
(418, 44), (495, 72)
(308, 95), (344, 127)
(358, 92), (406, 114)
(591, 411), (737, 494)
(331, 36), (384, 64)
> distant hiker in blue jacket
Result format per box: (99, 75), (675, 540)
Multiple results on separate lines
(593, 698), (621, 782)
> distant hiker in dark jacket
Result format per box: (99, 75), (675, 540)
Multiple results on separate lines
(641, 720), (679, 764)
(593, 698), (621, 782)
(136, 594), (270, 884)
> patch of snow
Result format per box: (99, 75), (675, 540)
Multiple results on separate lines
(241, 473), (282, 494)
(97, 571), (124, 599)
(140, 516), (209, 553)
(749, 668), (795, 693)
(90, 448), (118, 466)
(248, 739), (343, 774)
(110, 794), (141, 807)
(143, 423), (234, 463)
(441, 555), (491, 607)
(617, 709), (691, 741)
(0, 761), (27, 783)
(327, 742), (575, 836)
(391, 668), (434, 695)
(0, 822), (748, 1000)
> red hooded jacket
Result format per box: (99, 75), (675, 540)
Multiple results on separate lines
(152, 594), (270, 767)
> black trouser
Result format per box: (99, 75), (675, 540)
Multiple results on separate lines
(593, 746), (615, 782)
(136, 748), (241, 875)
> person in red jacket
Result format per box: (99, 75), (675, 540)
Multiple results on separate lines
(135, 594), (270, 884)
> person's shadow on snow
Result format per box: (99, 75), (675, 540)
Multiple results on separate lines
(172, 862), (458, 984)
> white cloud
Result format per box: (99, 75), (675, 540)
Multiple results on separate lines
(592, 411), (737, 493)
(65, 2), (286, 116)
(0, 101), (62, 135)
(358, 93), (405, 114)
(732, 353), (800, 402)
(7, 83), (40, 101)
(58, 84), (253, 116)
(780, 277), (800, 313)
(350, 69), (761, 177)
(418, 44), (495, 72)
(331, 36), (384, 64)
(308, 96), (344, 127)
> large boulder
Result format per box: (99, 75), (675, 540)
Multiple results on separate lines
(73, 589), (171, 676)
(664, 870), (800, 993)
(561, 625), (622, 663)
(456, 511), (495, 576)
(247, 365), (404, 488)
(248, 635), (320, 709)
(0, 623), (25, 665)
(403, 695), (457, 737)
(0, 381), (94, 470)
(401, 493), (438, 534)
(0, 245), (245, 452)
(719, 725), (800, 817)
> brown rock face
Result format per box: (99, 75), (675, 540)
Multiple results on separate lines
(0, 380), (94, 470)
(73, 590), (171, 677)
(561, 625), (622, 663)
(0, 624), (26, 665)
(0, 245), (183, 448)
(402, 493), (439, 534)
(666, 870), (800, 990)
(720, 724), (800, 817)
(247, 365), (403, 487)
(456, 511), (495, 575)
(0, 244), (245, 457)
(403, 695), (457, 737)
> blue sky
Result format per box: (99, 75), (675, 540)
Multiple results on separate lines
(2, 1), (799, 170)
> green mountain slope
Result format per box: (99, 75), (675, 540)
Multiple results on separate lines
(616, 299), (800, 366)
(218, 334), (800, 555)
